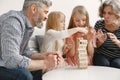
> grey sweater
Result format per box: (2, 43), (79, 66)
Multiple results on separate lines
(0, 10), (34, 69)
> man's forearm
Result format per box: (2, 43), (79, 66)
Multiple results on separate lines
(28, 60), (45, 71)
(30, 53), (46, 60)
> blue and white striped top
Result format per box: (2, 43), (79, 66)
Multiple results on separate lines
(94, 20), (120, 58)
(0, 10), (34, 69)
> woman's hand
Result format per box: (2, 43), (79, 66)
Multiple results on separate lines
(107, 33), (120, 47)
(96, 29), (107, 47)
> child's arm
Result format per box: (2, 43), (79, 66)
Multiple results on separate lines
(62, 37), (74, 58)
(46, 27), (88, 41)
(84, 28), (96, 65)
(62, 37), (77, 66)
(87, 40), (94, 65)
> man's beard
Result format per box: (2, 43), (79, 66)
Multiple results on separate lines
(33, 12), (43, 28)
(36, 21), (43, 28)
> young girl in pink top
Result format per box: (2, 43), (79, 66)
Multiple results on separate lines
(63, 5), (96, 66)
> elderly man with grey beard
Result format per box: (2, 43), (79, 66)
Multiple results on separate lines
(0, 0), (61, 80)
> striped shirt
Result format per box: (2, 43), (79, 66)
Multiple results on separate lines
(0, 10), (34, 69)
(94, 20), (120, 58)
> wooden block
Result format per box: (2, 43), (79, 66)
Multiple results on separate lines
(77, 38), (88, 69)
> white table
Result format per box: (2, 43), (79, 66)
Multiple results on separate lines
(42, 66), (120, 80)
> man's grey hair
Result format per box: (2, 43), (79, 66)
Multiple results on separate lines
(23, 0), (52, 10)
(99, 0), (120, 18)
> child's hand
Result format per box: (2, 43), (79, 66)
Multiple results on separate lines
(65, 54), (78, 66)
(78, 27), (88, 35)
(63, 37), (74, 54)
(85, 28), (96, 41)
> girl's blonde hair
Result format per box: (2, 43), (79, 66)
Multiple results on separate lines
(46, 11), (65, 32)
(44, 11), (65, 51)
(68, 5), (90, 29)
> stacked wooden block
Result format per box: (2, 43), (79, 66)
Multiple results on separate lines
(77, 38), (88, 69)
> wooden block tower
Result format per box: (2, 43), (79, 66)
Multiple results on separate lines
(77, 38), (88, 69)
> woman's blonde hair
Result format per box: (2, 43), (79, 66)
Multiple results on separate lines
(46, 11), (65, 32)
(68, 5), (90, 29)
(99, 0), (120, 18)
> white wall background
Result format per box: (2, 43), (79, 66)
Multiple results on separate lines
(0, 0), (24, 15)
(50, 0), (101, 27)
(0, 0), (102, 35)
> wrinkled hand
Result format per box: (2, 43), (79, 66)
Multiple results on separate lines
(96, 29), (107, 47)
(41, 52), (61, 59)
(107, 33), (120, 45)
(44, 52), (62, 72)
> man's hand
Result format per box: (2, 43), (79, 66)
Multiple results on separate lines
(30, 52), (62, 60)
(28, 52), (62, 72)
(43, 52), (62, 71)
